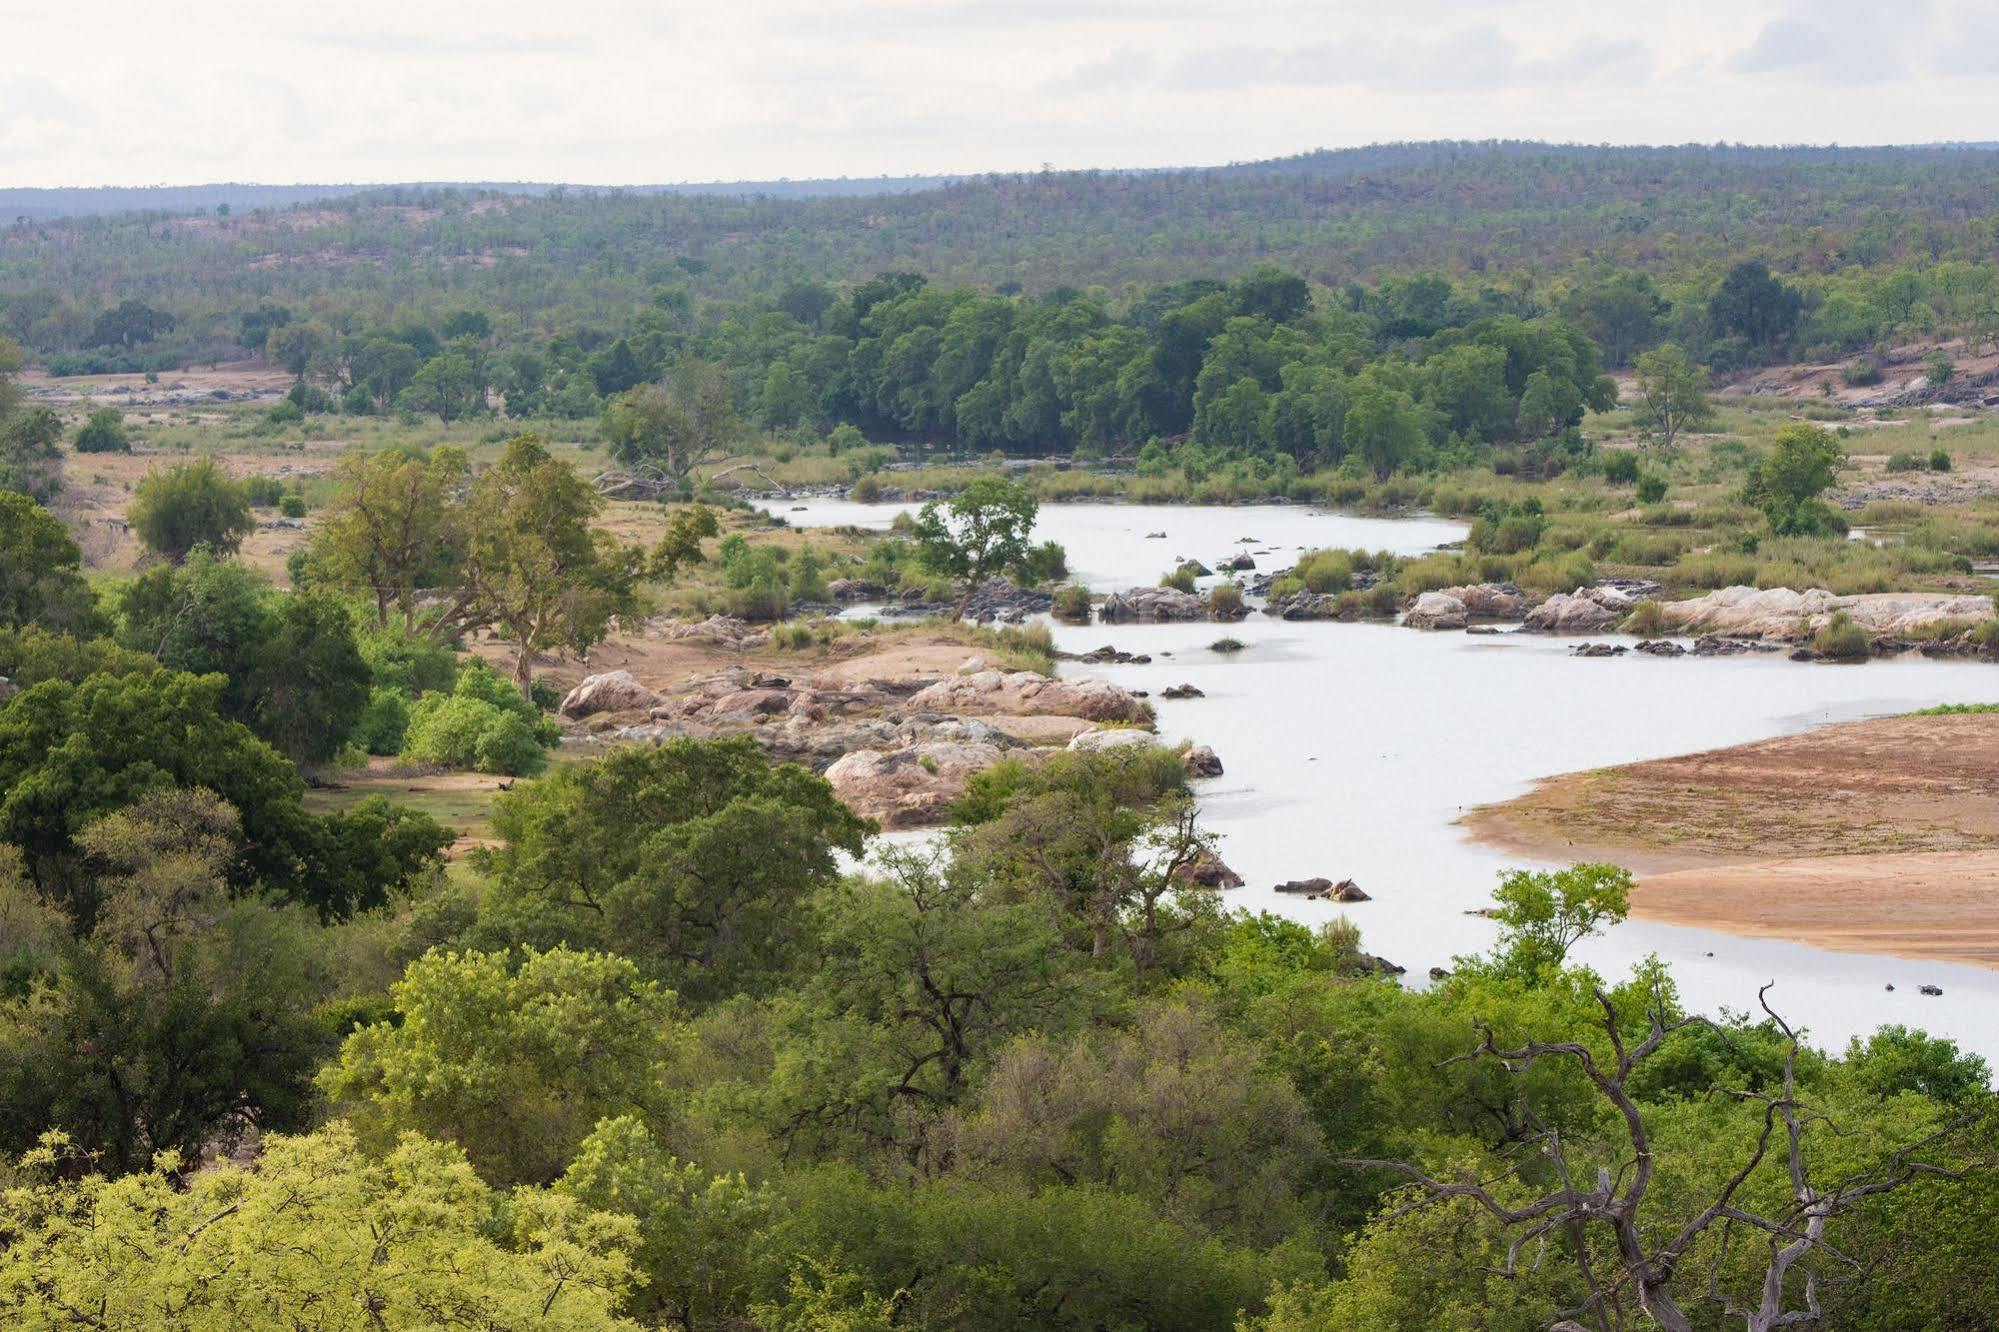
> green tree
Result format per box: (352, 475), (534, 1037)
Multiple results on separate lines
(86, 298), (174, 349)
(908, 475), (1040, 610)
(599, 358), (740, 484)
(456, 434), (644, 695)
(128, 457), (254, 562)
(263, 320), (329, 379)
(1630, 343), (1717, 448)
(1746, 421), (1847, 536)
(1708, 259), (1803, 350)
(0, 492), (102, 635)
(1477, 862), (1632, 977)
(0, 1123), (642, 1329)
(398, 350), (486, 422)
(0, 405), (64, 505)
(71, 406), (129, 454)
(1344, 380), (1426, 478)
(320, 945), (681, 1185)
(311, 446), (469, 633)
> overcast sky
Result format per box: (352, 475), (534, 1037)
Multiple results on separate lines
(6, 0), (1997, 187)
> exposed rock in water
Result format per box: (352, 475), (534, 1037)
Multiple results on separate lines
(559, 670), (665, 718)
(1171, 849), (1245, 889)
(1099, 586), (1208, 623)
(1264, 590), (1361, 621)
(1274, 877), (1369, 901)
(1404, 590), (1468, 631)
(1068, 645), (1152, 665)
(1920, 983), (1944, 996)
(907, 669), (1150, 723)
(1183, 744), (1223, 777)
(1655, 586), (1996, 640)
(958, 576), (1054, 624)
(1067, 727), (1159, 755)
(824, 741), (1008, 828)
(1634, 639), (1686, 657)
(1571, 642), (1627, 657)
(1221, 553), (1257, 572)
(1436, 582), (1528, 620)
(1160, 683), (1205, 699)
(1523, 586), (1631, 633)
(1428, 966), (1451, 981)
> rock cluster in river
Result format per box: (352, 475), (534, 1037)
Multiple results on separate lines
(1522, 585), (1636, 633)
(1099, 586), (1209, 623)
(1654, 586), (1996, 640)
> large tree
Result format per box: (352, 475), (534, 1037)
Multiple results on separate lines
(0, 493), (101, 636)
(128, 457), (254, 562)
(1631, 342), (1717, 449)
(599, 358), (739, 487)
(311, 446), (469, 633)
(909, 474), (1040, 611)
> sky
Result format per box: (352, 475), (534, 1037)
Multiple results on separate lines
(6, 0), (1999, 188)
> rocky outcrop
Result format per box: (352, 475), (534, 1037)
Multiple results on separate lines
(1654, 586), (1996, 640)
(1171, 849), (1245, 889)
(826, 578), (886, 601)
(1523, 585), (1633, 633)
(1160, 683), (1205, 700)
(1068, 727), (1158, 755)
(1183, 744), (1223, 777)
(655, 615), (768, 650)
(1438, 582), (1529, 620)
(1572, 642), (1627, 657)
(958, 577), (1054, 624)
(1275, 877), (1369, 901)
(1099, 586), (1207, 623)
(1404, 590), (1468, 631)
(1264, 590), (1356, 621)
(1634, 639), (1686, 657)
(1221, 553), (1256, 572)
(824, 741), (1007, 827)
(559, 670), (665, 718)
(907, 670), (1150, 723)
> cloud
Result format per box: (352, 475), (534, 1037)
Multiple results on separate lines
(298, 30), (597, 57)
(1730, 0), (1931, 81)
(1044, 47), (1157, 93)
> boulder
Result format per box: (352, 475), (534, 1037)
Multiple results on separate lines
(1272, 877), (1368, 901)
(1172, 849), (1245, 889)
(907, 669), (1150, 723)
(1523, 587), (1627, 633)
(1920, 984), (1944, 996)
(559, 670), (664, 718)
(1437, 582), (1529, 620)
(708, 687), (792, 716)
(826, 578), (886, 601)
(1654, 586), (1997, 640)
(1068, 727), (1158, 755)
(1404, 590), (1468, 631)
(1634, 639), (1685, 657)
(1571, 642), (1626, 658)
(1160, 683), (1205, 700)
(1275, 877), (1334, 895)
(1265, 590), (1356, 621)
(1098, 586), (1208, 623)
(824, 741), (1007, 827)
(1221, 553), (1257, 572)
(1183, 744), (1224, 777)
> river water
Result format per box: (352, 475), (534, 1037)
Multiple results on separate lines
(763, 498), (1999, 1060)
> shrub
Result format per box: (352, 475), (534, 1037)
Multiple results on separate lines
(1926, 351), (1956, 387)
(1207, 582), (1244, 618)
(1621, 599), (1666, 636)
(73, 408), (131, 454)
(241, 476), (285, 506)
(128, 457), (254, 561)
(399, 662), (557, 775)
(266, 399), (305, 426)
(1635, 474), (1667, 504)
(1812, 611), (1869, 661)
(355, 686), (412, 755)
(1298, 549), (1354, 593)
(1886, 452), (1924, 474)
(849, 474), (883, 502)
(1842, 358), (1883, 387)
(1051, 585), (1092, 622)
(278, 492), (307, 518)
(1210, 637), (1245, 653)
(1931, 448), (1953, 473)
(1160, 565), (1197, 594)
(1600, 450), (1641, 484)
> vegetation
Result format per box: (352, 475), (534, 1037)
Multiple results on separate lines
(128, 457), (255, 561)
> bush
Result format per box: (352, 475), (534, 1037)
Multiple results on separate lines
(242, 476), (286, 507)
(355, 685), (412, 755)
(73, 407), (130, 454)
(1886, 452), (1924, 474)
(1013, 539), (1068, 585)
(1842, 358), (1883, 386)
(1931, 448), (1953, 473)
(1925, 351), (1956, 387)
(1635, 473), (1667, 504)
(1207, 582), (1244, 618)
(266, 399), (305, 426)
(1621, 599), (1666, 636)
(1051, 585), (1092, 623)
(1600, 451), (1641, 484)
(849, 474), (882, 502)
(278, 492), (307, 518)
(128, 457), (254, 561)
(399, 662), (557, 775)
(1297, 549), (1354, 593)
(1812, 611), (1869, 661)
(1160, 565), (1197, 594)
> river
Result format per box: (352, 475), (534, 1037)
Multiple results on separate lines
(762, 497), (1999, 1060)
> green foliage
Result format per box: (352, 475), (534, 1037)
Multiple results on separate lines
(1051, 584), (1092, 622)
(1746, 422), (1848, 537)
(0, 493), (102, 636)
(322, 944), (680, 1185)
(1475, 862), (1632, 978)
(127, 456), (254, 561)
(1630, 342), (1716, 448)
(0, 1123), (642, 1329)
(1635, 471), (1667, 504)
(1161, 563), (1198, 593)
(1931, 446), (1953, 472)
(70, 406), (128, 453)
(400, 660), (558, 775)
(910, 476), (1040, 593)
(1813, 609), (1871, 659)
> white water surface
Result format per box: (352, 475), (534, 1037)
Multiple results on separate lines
(765, 498), (1999, 1060)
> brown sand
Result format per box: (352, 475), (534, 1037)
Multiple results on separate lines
(1461, 713), (1999, 966)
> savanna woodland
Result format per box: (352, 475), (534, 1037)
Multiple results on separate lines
(1, 142), (1998, 1330)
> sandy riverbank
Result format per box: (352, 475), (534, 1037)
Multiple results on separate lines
(1461, 713), (1999, 967)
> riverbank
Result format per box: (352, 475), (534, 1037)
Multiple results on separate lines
(1461, 712), (1999, 967)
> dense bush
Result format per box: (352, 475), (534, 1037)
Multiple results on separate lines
(72, 407), (129, 454)
(128, 457), (254, 561)
(400, 661), (559, 775)
(1052, 585), (1093, 622)
(1813, 610), (1870, 660)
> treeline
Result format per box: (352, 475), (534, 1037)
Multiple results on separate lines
(10, 143), (1999, 375)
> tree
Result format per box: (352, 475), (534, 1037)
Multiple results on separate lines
(1709, 260), (1803, 351)
(1631, 343), (1717, 448)
(1563, 270), (1669, 368)
(909, 475), (1040, 611)
(0, 1123), (642, 1328)
(320, 945), (680, 1186)
(454, 434), (644, 694)
(599, 358), (740, 485)
(128, 457), (253, 562)
(263, 320), (329, 379)
(0, 404), (65, 505)
(398, 350), (486, 421)
(71, 406), (129, 453)
(1746, 422), (1846, 536)
(311, 446), (469, 633)
(1345, 380), (1426, 478)
(86, 299), (174, 350)
(0, 493), (101, 635)
(1344, 988), (1982, 1332)
(1480, 862), (1632, 978)
(476, 737), (869, 999)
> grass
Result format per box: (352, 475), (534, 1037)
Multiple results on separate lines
(1909, 703), (1999, 715)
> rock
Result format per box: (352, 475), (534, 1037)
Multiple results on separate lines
(1634, 639), (1686, 657)
(559, 669), (665, 718)
(1098, 586), (1208, 623)
(708, 688), (792, 716)
(1330, 878), (1369, 902)
(1145, 531), (1167, 539)
(1428, 966), (1451, 981)
(1655, 586), (1997, 640)
(1275, 877), (1335, 895)
(958, 656), (986, 674)
(1069, 645), (1152, 665)
(1523, 586), (1626, 633)
(1351, 953), (1406, 978)
(1221, 553), (1257, 572)
(1160, 683), (1205, 699)
(1265, 590), (1361, 621)
(1273, 877), (1368, 901)
(1571, 642), (1627, 657)
(826, 578), (886, 601)
(1172, 849), (1245, 889)
(1437, 582), (1528, 620)
(1404, 591), (1468, 631)
(1179, 560), (1212, 577)
(1068, 727), (1158, 755)
(958, 577), (1053, 624)
(908, 670), (1150, 723)
(1183, 744), (1224, 777)
(1920, 983), (1944, 996)
(825, 742), (1008, 828)
(1692, 636), (1754, 657)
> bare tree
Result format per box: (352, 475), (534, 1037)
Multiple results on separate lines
(1344, 985), (1982, 1332)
